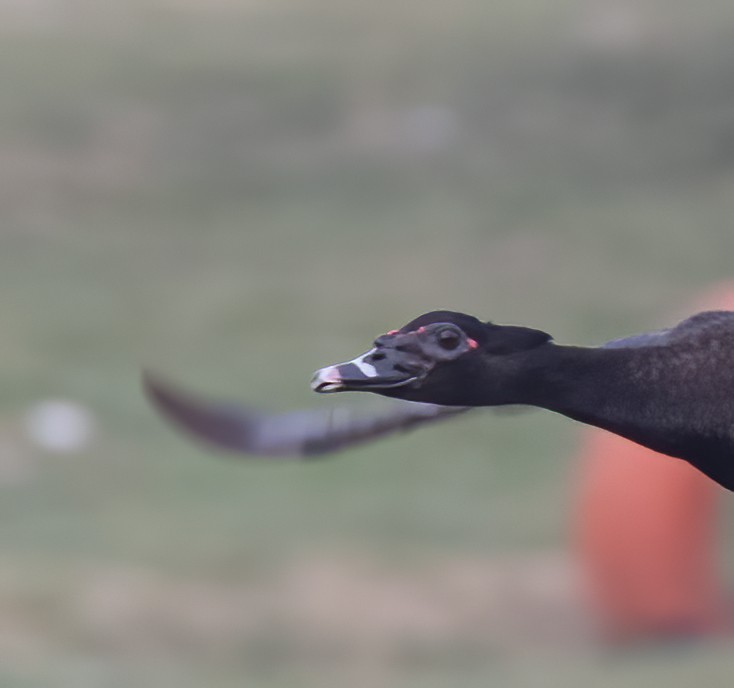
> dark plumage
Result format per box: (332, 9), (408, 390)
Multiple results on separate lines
(145, 310), (734, 490)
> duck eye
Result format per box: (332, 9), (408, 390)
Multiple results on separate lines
(437, 329), (461, 351)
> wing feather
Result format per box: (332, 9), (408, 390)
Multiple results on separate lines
(143, 372), (471, 459)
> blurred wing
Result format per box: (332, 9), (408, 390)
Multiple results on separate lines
(143, 372), (472, 459)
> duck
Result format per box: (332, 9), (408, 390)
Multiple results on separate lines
(145, 309), (734, 490)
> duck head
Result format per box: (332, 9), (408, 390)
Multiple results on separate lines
(311, 310), (552, 406)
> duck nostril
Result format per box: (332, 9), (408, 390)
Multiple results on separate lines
(370, 352), (386, 362)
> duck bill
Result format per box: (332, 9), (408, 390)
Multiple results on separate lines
(311, 349), (419, 393)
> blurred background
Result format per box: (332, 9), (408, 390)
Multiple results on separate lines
(3, 0), (734, 685)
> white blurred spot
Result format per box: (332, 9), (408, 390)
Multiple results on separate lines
(24, 400), (95, 453)
(401, 105), (458, 153)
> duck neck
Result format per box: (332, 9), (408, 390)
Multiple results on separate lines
(506, 343), (648, 432)
(478, 341), (734, 490)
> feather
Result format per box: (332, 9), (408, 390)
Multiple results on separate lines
(143, 372), (471, 459)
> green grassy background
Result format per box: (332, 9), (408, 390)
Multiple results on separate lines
(2, 1), (734, 685)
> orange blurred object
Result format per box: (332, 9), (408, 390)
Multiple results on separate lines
(574, 283), (734, 642)
(575, 430), (725, 640)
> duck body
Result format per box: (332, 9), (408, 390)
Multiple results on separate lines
(145, 309), (734, 490)
(312, 310), (734, 489)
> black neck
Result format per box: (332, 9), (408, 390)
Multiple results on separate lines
(500, 343), (672, 449)
(514, 344), (623, 412)
(517, 342), (734, 488)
